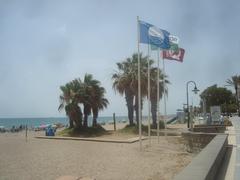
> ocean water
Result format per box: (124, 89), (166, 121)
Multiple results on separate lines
(0, 116), (128, 129)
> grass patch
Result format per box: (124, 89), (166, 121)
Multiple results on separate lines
(118, 124), (144, 135)
(119, 121), (165, 136)
(57, 124), (107, 137)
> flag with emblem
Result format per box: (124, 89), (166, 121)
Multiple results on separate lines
(139, 20), (170, 49)
(162, 48), (185, 62)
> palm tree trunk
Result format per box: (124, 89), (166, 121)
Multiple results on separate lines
(151, 99), (157, 129)
(69, 117), (74, 128)
(74, 107), (83, 128)
(134, 95), (139, 125)
(83, 104), (91, 127)
(92, 117), (97, 127)
(125, 91), (134, 126)
(128, 104), (134, 126)
(66, 106), (74, 128)
(92, 108), (98, 127)
(83, 114), (88, 127)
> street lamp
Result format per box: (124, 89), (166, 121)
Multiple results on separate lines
(186, 81), (199, 128)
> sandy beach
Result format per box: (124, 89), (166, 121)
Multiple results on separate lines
(0, 124), (193, 180)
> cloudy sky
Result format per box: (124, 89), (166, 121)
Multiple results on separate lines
(0, 0), (240, 118)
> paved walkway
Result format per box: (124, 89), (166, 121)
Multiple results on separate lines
(225, 116), (240, 180)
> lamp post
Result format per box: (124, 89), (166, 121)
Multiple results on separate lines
(186, 81), (199, 128)
(237, 84), (240, 117)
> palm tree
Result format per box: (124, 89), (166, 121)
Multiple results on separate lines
(59, 75), (109, 128)
(58, 85), (74, 128)
(82, 74), (94, 127)
(58, 80), (83, 128)
(112, 53), (154, 125)
(81, 74), (109, 127)
(226, 75), (240, 99)
(112, 61), (135, 125)
(91, 86), (109, 127)
(149, 67), (169, 128)
(129, 53), (154, 124)
(226, 75), (240, 116)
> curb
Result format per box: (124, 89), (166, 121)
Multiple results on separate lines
(35, 136), (147, 143)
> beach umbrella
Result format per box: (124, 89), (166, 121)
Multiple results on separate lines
(39, 124), (48, 129)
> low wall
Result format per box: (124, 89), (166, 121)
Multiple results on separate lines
(182, 132), (215, 153)
(193, 125), (226, 133)
(151, 129), (181, 136)
(174, 134), (228, 180)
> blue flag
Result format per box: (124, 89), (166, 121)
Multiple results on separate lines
(139, 20), (170, 49)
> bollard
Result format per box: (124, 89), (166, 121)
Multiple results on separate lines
(25, 124), (28, 142)
(113, 113), (116, 131)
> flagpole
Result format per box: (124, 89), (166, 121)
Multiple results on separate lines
(25, 121), (28, 142)
(137, 16), (142, 150)
(147, 37), (151, 145)
(162, 56), (167, 129)
(157, 48), (160, 143)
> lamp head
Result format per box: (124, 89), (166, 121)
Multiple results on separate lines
(193, 86), (200, 94)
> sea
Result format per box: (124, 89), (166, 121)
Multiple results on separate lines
(0, 116), (129, 129)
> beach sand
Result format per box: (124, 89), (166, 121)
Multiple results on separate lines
(0, 123), (193, 180)
(102, 122), (128, 131)
(102, 121), (188, 131)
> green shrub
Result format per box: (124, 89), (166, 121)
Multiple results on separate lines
(57, 124), (107, 137)
(118, 124), (140, 134)
(119, 122), (165, 135)
(151, 121), (165, 129)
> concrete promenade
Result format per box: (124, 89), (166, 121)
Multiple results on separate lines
(224, 116), (240, 180)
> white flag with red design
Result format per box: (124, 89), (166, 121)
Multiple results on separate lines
(162, 48), (185, 62)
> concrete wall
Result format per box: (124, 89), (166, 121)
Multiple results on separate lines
(174, 134), (228, 180)
(193, 125), (226, 133)
(182, 132), (215, 153)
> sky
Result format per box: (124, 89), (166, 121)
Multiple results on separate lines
(0, 0), (240, 118)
